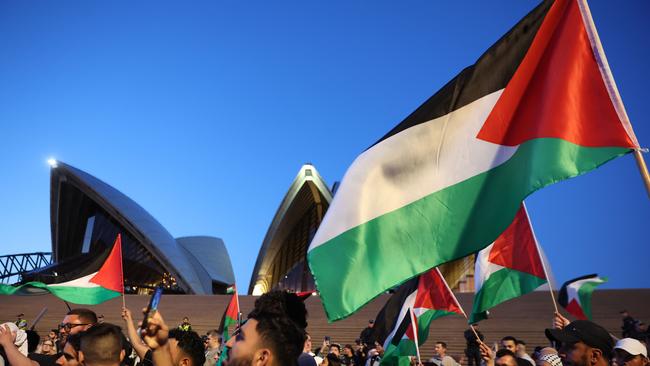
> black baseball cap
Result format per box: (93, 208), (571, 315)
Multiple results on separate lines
(545, 320), (614, 359)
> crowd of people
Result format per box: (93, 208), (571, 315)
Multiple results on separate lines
(0, 293), (648, 366)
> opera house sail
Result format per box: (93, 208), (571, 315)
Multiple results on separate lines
(21, 161), (235, 295)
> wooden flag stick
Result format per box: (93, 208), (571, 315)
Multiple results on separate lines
(118, 233), (126, 309)
(633, 149), (650, 199)
(577, 0), (648, 198)
(408, 307), (422, 366)
(522, 203), (560, 314)
(435, 268), (483, 343)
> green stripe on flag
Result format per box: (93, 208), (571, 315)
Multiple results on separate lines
(577, 277), (608, 320)
(0, 282), (121, 305)
(469, 268), (547, 323)
(382, 340), (417, 366)
(309, 138), (629, 320)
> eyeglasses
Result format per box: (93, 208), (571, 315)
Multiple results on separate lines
(58, 323), (90, 331)
(43, 343), (53, 347)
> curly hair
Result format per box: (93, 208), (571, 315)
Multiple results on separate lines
(248, 291), (308, 366)
(169, 329), (206, 366)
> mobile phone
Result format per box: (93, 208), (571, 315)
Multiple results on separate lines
(324, 336), (330, 344)
(141, 286), (163, 330)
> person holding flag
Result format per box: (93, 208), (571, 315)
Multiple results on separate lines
(370, 267), (466, 366)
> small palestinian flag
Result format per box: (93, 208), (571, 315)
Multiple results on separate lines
(216, 288), (240, 366)
(373, 268), (465, 366)
(469, 204), (549, 323)
(218, 286), (240, 341)
(307, 0), (639, 321)
(558, 274), (607, 320)
(0, 234), (124, 305)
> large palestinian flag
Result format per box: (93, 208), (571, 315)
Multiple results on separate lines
(374, 268), (464, 366)
(307, 0), (639, 321)
(558, 274), (607, 320)
(469, 204), (548, 323)
(0, 234), (124, 305)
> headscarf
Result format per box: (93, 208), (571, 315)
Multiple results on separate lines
(539, 353), (563, 366)
(2, 322), (28, 356)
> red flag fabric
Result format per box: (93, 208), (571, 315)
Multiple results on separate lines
(90, 234), (124, 294)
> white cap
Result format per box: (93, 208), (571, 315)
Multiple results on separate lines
(615, 338), (648, 357)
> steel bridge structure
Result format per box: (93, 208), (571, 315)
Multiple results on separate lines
(0, 252), (52, 284)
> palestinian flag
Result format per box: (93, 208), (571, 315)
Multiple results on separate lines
(373, 268), (464, 366)
(216, 288), (240, 366)
(558, 274), (607, 320)
(218, 286), (240, 341)
(0, 234), (124, 305)
(307, 0), (639, 321)
(469, 204), (548, 323)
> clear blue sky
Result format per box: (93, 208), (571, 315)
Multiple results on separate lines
(0, 1), (648, 292)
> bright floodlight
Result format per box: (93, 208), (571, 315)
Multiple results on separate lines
(47, 158), (58, 168)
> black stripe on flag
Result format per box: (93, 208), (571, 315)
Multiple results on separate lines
(371, 0), (553, 148)
(390, 309), (413, 347)
(371, 276), (419, 346)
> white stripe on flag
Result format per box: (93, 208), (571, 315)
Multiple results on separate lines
(309, 90), (517, 251)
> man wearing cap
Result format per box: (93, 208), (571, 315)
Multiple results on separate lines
(545, 319), (614, 366)
(359, 320), (375, 347)
(614, 338), (648, 366)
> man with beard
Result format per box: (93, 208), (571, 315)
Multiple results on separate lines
(225, 291), (307, 366)
(58, 309), (97, 349)
(545, 319), (614, 366)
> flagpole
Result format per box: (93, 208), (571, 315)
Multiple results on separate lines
(117, 234), (126, 309)
(233, 286), (241, 327)
(633, 150), (650, 198)
(435, 268), (483, 343)
(521, 203), (559, 314)
(576, 0), (649, 199)
(408, 307), (422, 366)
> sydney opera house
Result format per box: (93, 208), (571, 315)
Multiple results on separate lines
(21, 161), (235, 295)
(247, 164), (475, 295)
(9, 161), (474, 296)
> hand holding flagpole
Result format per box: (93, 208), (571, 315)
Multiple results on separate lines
(116, 234), (126, 309)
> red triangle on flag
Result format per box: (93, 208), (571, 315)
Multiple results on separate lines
(488, 205), (546, 279)
(413, 268), (464, 315)
(90, 234), (124, 294)
(225, 286), (240, 320)
(565, 298), (587, 320)
(476, 0), (635, 149)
